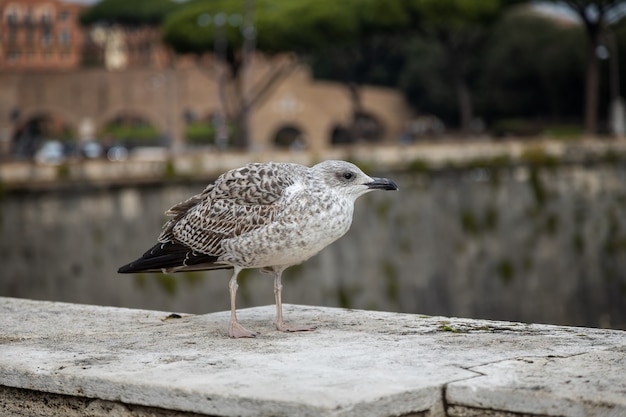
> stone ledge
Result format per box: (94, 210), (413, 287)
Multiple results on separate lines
(0, 297), (624, 417)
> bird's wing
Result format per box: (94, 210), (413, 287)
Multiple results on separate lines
(159, 163), (297, 256)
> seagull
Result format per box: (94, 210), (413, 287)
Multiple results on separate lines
(118, 160), (398, 338)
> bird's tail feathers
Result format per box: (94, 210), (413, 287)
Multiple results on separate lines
(118, 241), (228, 273)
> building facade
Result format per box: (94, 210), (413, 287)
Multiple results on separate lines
(0, 0), (87, 71)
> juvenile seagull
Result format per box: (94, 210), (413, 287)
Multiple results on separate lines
(118, 160), (398, 338)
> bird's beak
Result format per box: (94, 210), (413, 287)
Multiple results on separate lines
(365, 177), (399, 191)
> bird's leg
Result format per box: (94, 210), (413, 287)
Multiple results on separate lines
(228, 267), (257, 338)
(273, 268), (317, 333)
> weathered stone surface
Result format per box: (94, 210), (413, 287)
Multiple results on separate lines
(0, 297), (625, 417)
(447, 349), (626, 417)
(0, 386), (210, 417)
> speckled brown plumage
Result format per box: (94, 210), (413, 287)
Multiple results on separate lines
(118, 160), (398, 338)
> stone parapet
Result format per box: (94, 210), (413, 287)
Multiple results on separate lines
(0, 297), (624, 416)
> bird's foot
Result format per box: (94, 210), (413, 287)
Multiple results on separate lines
(229, 320), (258, 338)
(276, 321), (317, 333)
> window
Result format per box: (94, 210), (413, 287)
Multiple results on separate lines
(7, 50), (20, 62)
(24, 8), (33, 24)
(58, 10), (69, 21)
(38, 5), (54, 24)
(6, 12), (17, 24)
(5, 4), (21, 24)
(59, 29), (70, 45)
(42, 28), (53, 46)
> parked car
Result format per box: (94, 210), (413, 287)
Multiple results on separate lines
(107, 145), (128, 162)
(81, 141), (103, 159)
(34, 141), (65, 164)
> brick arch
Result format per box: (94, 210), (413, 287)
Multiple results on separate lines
(18, 107), (79, 136)
(20, 107), (78, 126)
(259, 116), (338, 152)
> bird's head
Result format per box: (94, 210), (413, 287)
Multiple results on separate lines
(312, 160), (398, 201)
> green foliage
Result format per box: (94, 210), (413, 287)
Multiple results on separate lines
(521, 145), (559, 168)
(258, 0), (360, 53)
(460, 205), (499, 234)
(101, 124), (159, 142)
(491, 118), (544, 137)
(461, 209), (480, 234)
(162, 0), (241, 55)
(399, 38), (456, 122)
(186, 123), (216, 145)
(185, 122), (235, 146)
(56, 163), (71, 180)
(408, 159), (430, 173)
(438, 322), (462, 333)
(544, 124), (585, 139)
(337, 285), (352, 309)
(156, 274), (178, 296)
(163, 0), (409, 56)
(408, 0), (503, 31)
(163, 159), (176, 179)
(496, 258), (515, 284)
(528, 167), (547, 208)
(545, 213), (559, 235)
(480, 10), (585, 123)
(80, 0), (180, 26)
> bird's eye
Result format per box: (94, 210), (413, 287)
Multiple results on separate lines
(342, 172), (354, 180)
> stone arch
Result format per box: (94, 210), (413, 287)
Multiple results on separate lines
(352, 111), (386, 142)
(19, 106), (80, 128)
(11, 109), (76, 158)
(328, 111), (387, 146)
(329, 124), (352, 145)
(272, 123), (308, 149)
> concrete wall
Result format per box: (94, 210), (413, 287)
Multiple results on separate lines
(2, 160), (626, 329)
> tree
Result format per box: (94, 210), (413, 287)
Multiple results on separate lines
(80, 0), (179, 26)
(302, 0), (409, 141)
(311, 35), (409, 141)
(479, 8), (586, 125)
(162, 0), (409, 147)
(405, 0), (517, 133)
(163, 0), (298, 148)
(543, 0), (626, 135)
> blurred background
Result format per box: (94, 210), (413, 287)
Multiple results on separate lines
(1, 0), (625, 329)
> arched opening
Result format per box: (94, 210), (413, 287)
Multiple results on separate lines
(100, 113), (161, 148)
(330, 124), (353, 145)
(329, 112), (386, 146)
(352, 111), (385, 143)
(12, 113), (74, 159)
(272, 124), (307, 150)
